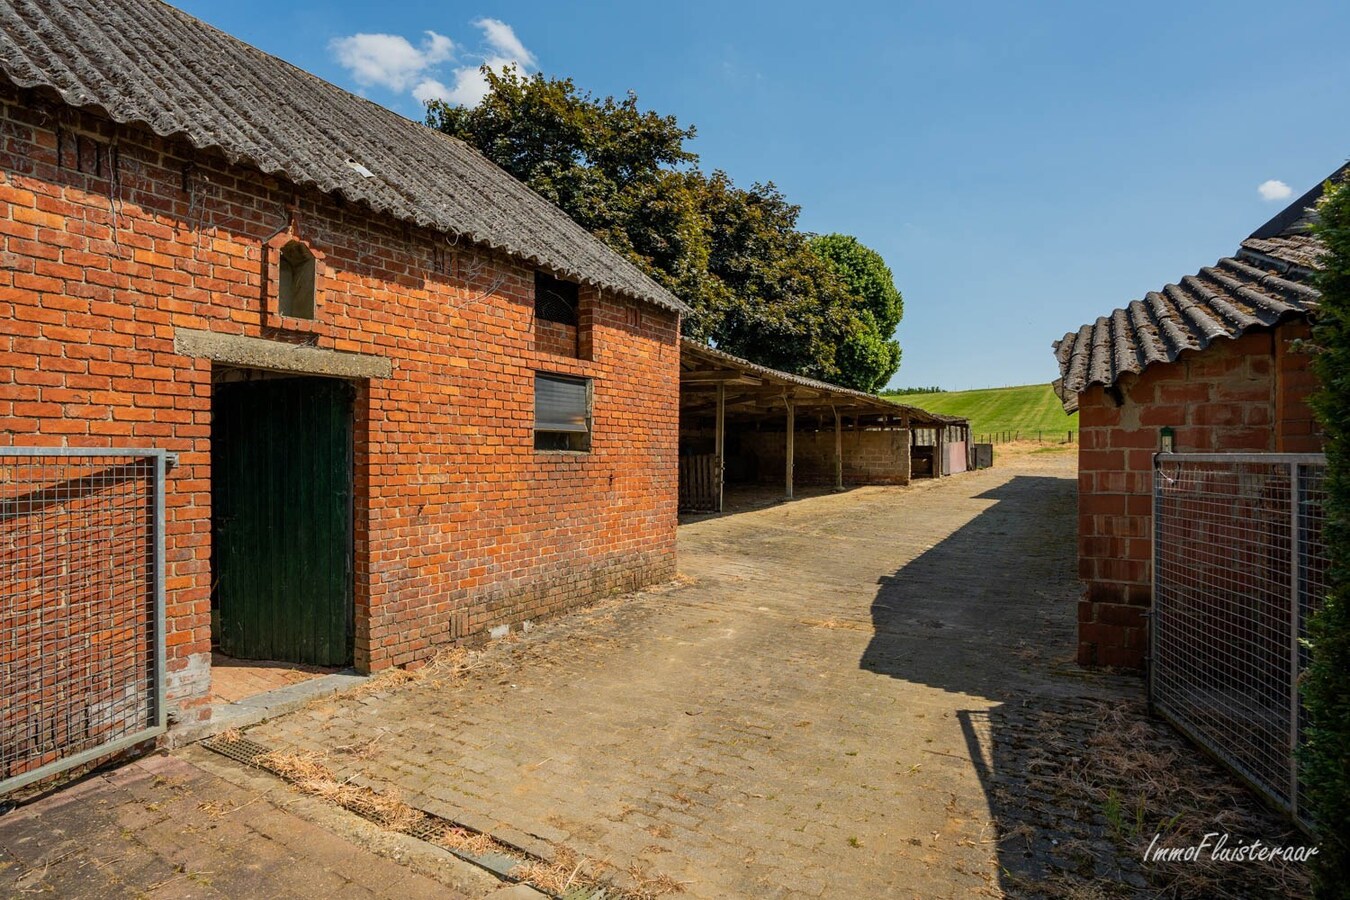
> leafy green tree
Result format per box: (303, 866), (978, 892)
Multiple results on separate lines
(690, 172), (859, 381)
(1304, 174), (1350, 899)
(425, 68), (709, 304)
(809, 234), (904, 392)
(427, 68), (899, 390)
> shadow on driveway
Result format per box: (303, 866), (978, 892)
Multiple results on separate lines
(859, 475), (1310, 898)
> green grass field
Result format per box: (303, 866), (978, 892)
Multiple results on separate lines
(889, 383), (1078, 440)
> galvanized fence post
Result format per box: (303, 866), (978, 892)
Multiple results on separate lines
(1148, 452), (1163, 715)
(1289, 461), (1302, 820)
(154, 450), (168, 731)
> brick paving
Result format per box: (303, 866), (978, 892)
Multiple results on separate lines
(0, 752), (500, 899)
(244, 451), (1129, 898)
(3, 449), (1309, 898)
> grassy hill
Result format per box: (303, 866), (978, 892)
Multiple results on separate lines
(889, 383), (1078, 439)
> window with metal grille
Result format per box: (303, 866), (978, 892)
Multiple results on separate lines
(535, 373), (591, 452)
(535, 272), (579, 325)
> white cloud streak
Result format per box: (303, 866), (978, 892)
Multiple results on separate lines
(476, 18), (535, 69)
(1258, 179), (1293, 201)
(330, 19), (536, 108)
(329, 31), (454, 92)
(412, 78), (451, 105)
(426, 19), (537, 107)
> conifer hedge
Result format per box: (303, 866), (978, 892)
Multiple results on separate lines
(1303, 173), (1350, 897)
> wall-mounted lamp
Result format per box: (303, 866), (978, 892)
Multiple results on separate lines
(1160, 426), (1175, 453)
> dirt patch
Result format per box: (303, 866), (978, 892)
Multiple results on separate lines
(984, 697), (1309, 899)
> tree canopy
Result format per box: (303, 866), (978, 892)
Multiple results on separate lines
(809, 234), (904, 392)
(426, 68), (903, 391)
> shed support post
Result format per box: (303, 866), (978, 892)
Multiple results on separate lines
(714, 383), (725, 513)
(935, 424), (946, 478)
(900, 412), (912, 484)
(833, 405), (843, 492)
(785, 394), (795, 500)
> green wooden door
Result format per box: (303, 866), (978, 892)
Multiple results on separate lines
(213, 376), (353, 666)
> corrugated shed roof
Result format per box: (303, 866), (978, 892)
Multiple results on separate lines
(681, 340), (966, 426)
(1052, 255), (1318, 409)
(0, 0), (689, 314)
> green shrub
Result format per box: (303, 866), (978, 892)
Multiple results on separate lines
(1303, 173), (1350, 897)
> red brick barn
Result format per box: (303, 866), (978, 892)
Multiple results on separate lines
(0, 0), (687, 773)
(1051, 173), (1340, 668)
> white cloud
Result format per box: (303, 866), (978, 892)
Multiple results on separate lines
(330, 20), (536, 109)
(443, 69), (497, 107)
(440, 19), (537, 107)
(412, 78), (450, 105)
(330, 31), (455, 92)
(475, 18), (535, 70)
(1258, 179), (1293, 201)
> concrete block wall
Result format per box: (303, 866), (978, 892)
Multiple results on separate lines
(736, 428), (910, 486)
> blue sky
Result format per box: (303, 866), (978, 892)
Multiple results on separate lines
(177, 0), (1350, 390)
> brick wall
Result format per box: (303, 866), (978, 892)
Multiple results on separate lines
(1075, 323), (1319, 668)
(0, 90), (680, 724)
(1274, 320), (1321, 453)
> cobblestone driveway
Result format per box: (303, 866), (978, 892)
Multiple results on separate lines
(245, 451), (1127, 898)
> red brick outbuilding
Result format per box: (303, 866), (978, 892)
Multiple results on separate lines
(1051, 171), (1342, 669)
(0, 0), (688, 730)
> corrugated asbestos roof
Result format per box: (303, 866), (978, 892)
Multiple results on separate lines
(1050, 178), (1337, 413)
(1052, 255), (1319, 410)
(681, 340), (966, 426)
(0, 0), (689, 314)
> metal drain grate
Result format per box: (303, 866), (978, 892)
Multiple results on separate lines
(200, 735), (271, 766)
(201, 733), (609, 899)
(404, 816), (450, 842)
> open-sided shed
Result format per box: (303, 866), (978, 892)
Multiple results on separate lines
(678, 341), (969, 512)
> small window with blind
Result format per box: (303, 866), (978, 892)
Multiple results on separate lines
(534, 373), (591, 452)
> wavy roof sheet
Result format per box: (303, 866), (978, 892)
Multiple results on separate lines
(1049, 174), (1341, 413)
(681, 340), (966, 426)
(1239, 234), (1324, 272)
(0, 0), (688, 313)
(1052, 256), (1318, 410)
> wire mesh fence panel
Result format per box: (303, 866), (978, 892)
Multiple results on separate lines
(1295, 463), (1329, 818)
(1151, 453), (1327, 825)
(0, 449), (166, 795)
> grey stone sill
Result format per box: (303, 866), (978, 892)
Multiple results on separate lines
(165, 669), (368, 749)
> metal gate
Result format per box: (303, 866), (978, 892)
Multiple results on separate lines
(1151, 452), (1328, 824)
(1, 448), (167, 795)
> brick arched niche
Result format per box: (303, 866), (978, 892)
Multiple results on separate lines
(264, 230), (329, 335)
